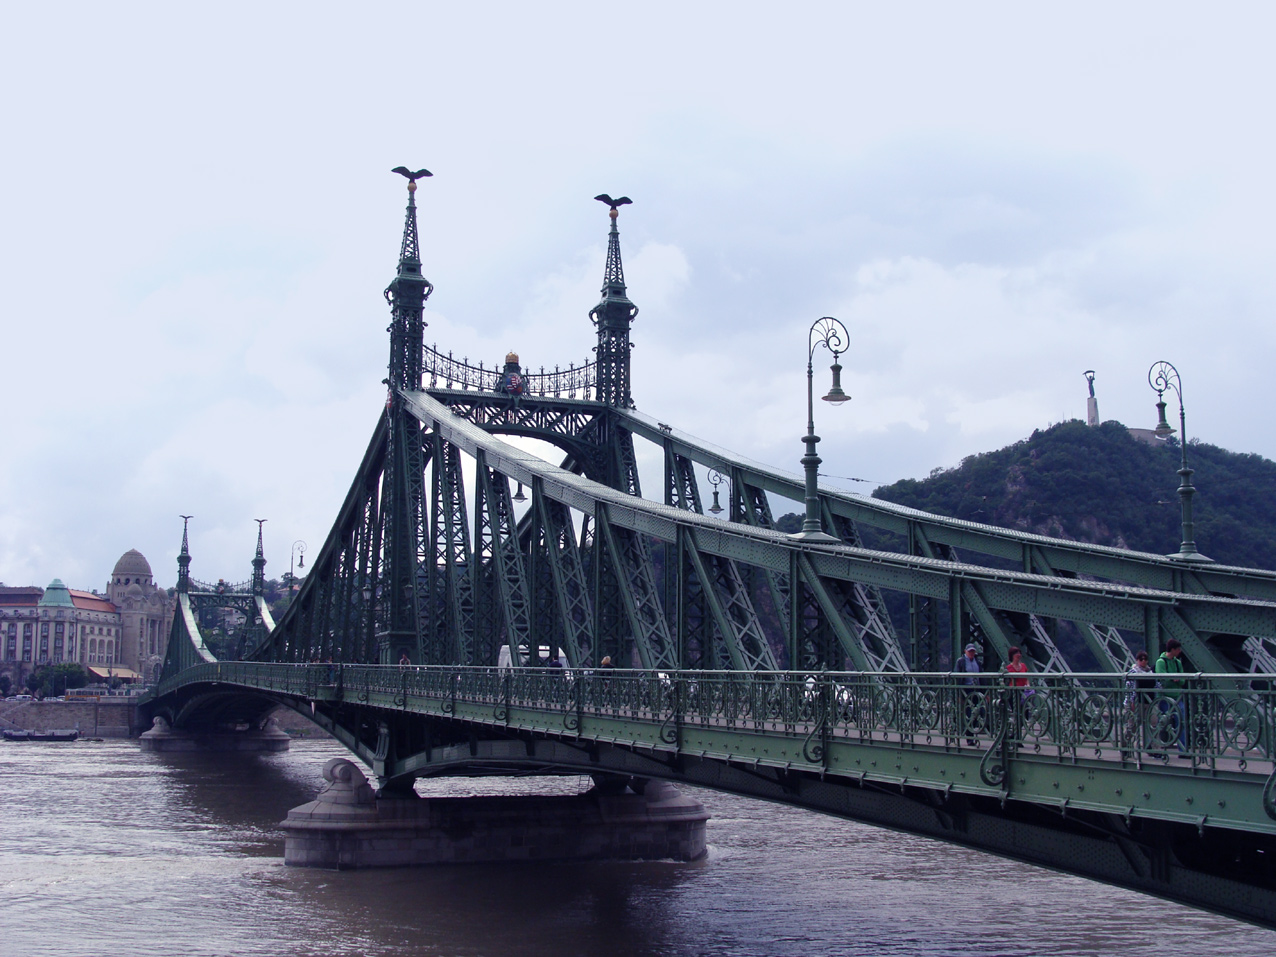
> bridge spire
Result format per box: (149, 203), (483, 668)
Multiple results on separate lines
(378, 168), (435, 666)
(252, 519), (267, 599)
(384, 167), (434, 391)
(177, 515), (193, 594)
(590, 194), (638, 408)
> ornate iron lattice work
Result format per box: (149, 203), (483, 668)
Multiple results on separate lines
(534, 489), (595, 666)
(476, 457), (534, 667)
(430, 433), (475, 664)
(424, 344), (597, 398)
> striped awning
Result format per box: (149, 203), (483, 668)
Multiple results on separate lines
(88, 666), (141, 681)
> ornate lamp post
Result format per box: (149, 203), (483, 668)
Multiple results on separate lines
(707, 468), (727, 515)
(792, 317), (851, 542)
(289, 540), (307, 598)
(1148, 361), (1211, 562)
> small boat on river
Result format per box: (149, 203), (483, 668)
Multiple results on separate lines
(3, 729), (79, 742)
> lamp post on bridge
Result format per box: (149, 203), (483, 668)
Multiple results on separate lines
(791, 317), (851, 542)
(289, 540), (307, 600)
(1148, 361), (1211, 563)
(707, 468), (727, 516)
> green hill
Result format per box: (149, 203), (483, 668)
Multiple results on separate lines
(870, 419), (1276, 570)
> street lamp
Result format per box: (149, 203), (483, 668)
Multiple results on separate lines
(792, 317), (851, 542)
(707, 468), (726, 515)
(289, 540), (307, 597)
(1148, 361), (1211, 562)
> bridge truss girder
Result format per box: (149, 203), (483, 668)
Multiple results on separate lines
(215, 387), (1276, 697)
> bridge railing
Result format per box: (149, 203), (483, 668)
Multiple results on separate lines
(157, 664), (1276, 772)
(423, 344), (597, 399)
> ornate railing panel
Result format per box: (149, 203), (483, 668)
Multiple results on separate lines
(156, 663), (1276, 774)
(424, 344), (596, 399)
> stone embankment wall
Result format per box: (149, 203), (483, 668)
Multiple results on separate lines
(0, 700), (330, 740)
(0, 698), (138, 738)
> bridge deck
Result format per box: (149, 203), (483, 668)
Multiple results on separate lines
(152, 663), (1276, 838)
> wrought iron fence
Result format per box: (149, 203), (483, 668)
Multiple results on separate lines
(154, 664), (1276, 773)
(188, 578), (252, 594)
(422, 344), (597, 399)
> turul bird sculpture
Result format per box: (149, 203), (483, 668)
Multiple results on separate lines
(392, 167), (433, 182)
(594, 194), (632, 209)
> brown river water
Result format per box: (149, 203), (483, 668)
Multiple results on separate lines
(0, 737), (1270, 957)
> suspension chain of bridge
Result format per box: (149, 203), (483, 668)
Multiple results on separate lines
(143, 174), (1276, 927)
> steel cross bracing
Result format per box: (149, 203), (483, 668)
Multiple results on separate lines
(618, 408), (1276, 674)
(430, 433), (475, 665)
(390, 388), (1276, 663)
(475, 452), (534, 668)
(234, 382), (1276, 689)
(533, 485), (594, 666)
(614, 407), (1276, 599)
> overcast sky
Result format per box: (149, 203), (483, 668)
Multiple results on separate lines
(3, 2), (1274, 590)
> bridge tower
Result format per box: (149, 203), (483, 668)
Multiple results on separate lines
(176, 515), (192, 595)
(590, 196), (638, 409)
(380, 169), (435, 665)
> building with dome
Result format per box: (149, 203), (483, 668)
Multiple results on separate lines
(105, 549), (175, 683)
(0, 549), (175, 688)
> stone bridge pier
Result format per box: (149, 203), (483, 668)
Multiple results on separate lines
(281, 758), (709, 869)
(138, 714), (291, 752)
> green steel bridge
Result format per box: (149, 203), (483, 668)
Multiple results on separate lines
(144, 174), (1276, 928)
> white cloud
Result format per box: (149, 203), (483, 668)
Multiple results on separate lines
(4, 3), (1276, 585)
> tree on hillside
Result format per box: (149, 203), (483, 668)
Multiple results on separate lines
(774, 513), (803, 534)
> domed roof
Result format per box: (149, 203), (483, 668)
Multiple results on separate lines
(39, 579), (75, 608)
(126, 581), (145, 597)
(112, 549), (152, 578)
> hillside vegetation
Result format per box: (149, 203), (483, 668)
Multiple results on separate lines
(870, 420), (1276, 571)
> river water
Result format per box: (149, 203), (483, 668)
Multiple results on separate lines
(0, 737), (1270, 957)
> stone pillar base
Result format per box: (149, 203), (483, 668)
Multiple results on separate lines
(282, 759), (709, 869)
(138, 716), (291, 752)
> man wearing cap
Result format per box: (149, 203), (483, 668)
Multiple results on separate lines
(955, 644), (982, 746)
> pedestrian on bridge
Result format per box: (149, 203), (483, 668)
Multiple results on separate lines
(1154, 639), (1187, 755)
(1124, 650), (1155, 749)
(1002, 646), (1032, 731)
(1004, 647), (1029, 690)
(956, 644), (982, 746)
